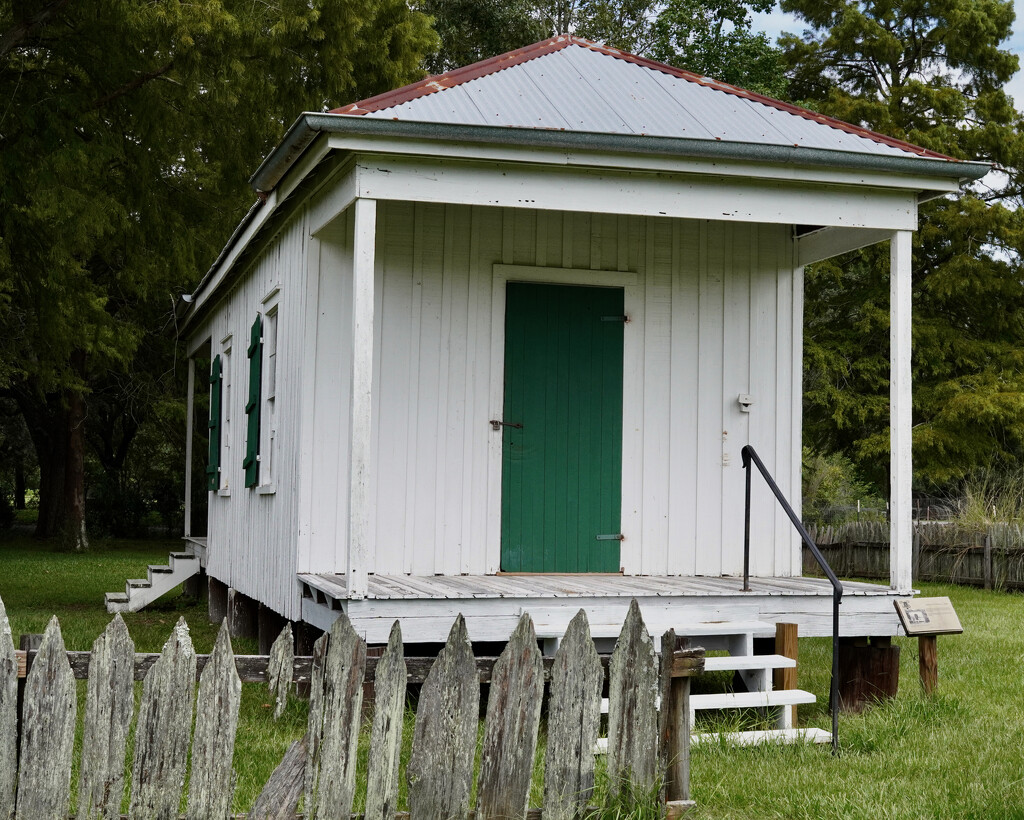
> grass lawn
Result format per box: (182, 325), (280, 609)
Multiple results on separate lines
(2, 531), (1023, 817)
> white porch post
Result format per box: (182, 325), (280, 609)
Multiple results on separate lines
(184, 357), (195, 539)
(890, 230), (913, 591)
(347, 197), (377, 599)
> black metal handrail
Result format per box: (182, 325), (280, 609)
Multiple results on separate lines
(741, 444), (843, 755)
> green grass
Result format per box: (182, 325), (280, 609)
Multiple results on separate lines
(690, 581), (1024, 819)
(0, 533), (292, 812)
(4, 533), (1024, 817)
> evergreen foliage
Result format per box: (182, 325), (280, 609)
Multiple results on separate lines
(781, 0), (1024, 490)
(0, 0), (436, 544)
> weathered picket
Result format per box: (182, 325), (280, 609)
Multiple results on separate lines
(3, 595), (705, 819)
(267, 624), (294, 721)
(606, 600), (660, 802)
(543, 610), (603, 820)
(477, 614), (544, 820)
(78, 614), (134, 820)
(187, 622), (241, 819)
(363, 623), (405, 820)
(17, 617), (76, 820)
(129, 618), (197, 819)
(0, 597), (16, 820)
(407, 614), (479, 820)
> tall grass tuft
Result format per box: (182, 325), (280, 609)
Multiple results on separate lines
(953, 468), (1024, 528)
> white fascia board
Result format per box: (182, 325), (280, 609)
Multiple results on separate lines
(327, 133), (961, 196)
(354, 154), (919, 231)
(797, 226), (896, 266)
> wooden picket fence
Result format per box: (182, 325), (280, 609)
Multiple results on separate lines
(804, 521), (1024, 589)
(0, 597), (704, 819)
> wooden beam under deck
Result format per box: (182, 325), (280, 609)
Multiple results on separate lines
(298, 573), (911, 644)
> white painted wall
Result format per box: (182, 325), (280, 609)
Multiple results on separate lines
(194, 195), (804, 617)
(188, 206), (310, 620)
(364, 202), (800, 579)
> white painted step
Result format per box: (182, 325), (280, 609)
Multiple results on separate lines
(703, 654), (796, 672)
(691, 728), (832, 747)
(595, 727), (831, 754)
(599, 687), (814, 715)
(105, 552), (200, 613)
(691, 689), (816, 711)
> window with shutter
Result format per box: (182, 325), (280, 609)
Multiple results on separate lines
(207, 355), (222, 491)
(243, 314), (263, 488)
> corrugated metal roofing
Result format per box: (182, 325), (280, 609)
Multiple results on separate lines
(334, 35), (950, 162)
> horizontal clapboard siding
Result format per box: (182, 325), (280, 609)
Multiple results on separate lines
(364, 203), (799, 579)
(189, 207), (309, 620)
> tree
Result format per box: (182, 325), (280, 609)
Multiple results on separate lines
(0, 0), (437, 547)
(420, 0), (785, 97)
(781, 0), (1024, 490)
(648, 0), (787, 96)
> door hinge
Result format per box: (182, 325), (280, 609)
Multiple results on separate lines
(600, 315), (628, 323)
(596, 533), (625, 541)
(490, 420), (523, 431)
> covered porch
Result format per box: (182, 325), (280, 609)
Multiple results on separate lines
(297, 571), (912, 645)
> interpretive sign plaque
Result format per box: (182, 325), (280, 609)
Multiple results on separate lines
(894, 597), (963, 636)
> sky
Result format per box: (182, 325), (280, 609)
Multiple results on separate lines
(750, 2), (1024, 110)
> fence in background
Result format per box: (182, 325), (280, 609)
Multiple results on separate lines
(0, 598), (703, 819)
(804, 521), (1024, 589)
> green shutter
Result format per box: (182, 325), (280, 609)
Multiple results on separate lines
(243, 314), (263, 488)
(207, 355), (222, 491)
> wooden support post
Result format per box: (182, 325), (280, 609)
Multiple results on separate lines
(227, 588), (258, 641)
(183, 566), (206, 602)
(837, 635), (899, 712)
(258, 605), (288, 656)
(890, 230), (913, 593)
(346, 197), (377, 600)
(774, 623), (798, 729)
(661, 635), (692, 804)
(208, 576), (228, 625)
(919, 635), (938, 695)
(293, 621), (322, 699)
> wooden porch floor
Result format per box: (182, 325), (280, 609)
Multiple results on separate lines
(297, 572), (911, 643)
(299, 572), (899, 601)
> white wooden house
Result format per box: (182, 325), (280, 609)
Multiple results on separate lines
(160, 36), (986, 648)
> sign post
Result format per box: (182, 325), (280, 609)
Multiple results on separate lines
(894, 597), (963, 695)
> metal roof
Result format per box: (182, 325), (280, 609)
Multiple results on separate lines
(333, 35), (953, 163)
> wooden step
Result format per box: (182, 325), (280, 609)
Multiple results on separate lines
(703, 654), (796, 672)
(691, 728), (832, 747)
(691, 689), (815, 711)
(595, 726), (832, 754)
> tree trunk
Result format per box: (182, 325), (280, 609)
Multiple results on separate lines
(13, 459), (25, 510)
(63, 354), (88, 551)
(14, 354), (89, 549)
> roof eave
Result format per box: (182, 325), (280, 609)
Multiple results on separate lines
(250, 113), (991, 195)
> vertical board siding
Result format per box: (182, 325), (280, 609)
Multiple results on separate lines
(371, 204), (796, 579)
(196, 195), (799, 613)
(197, 207), (310, 620)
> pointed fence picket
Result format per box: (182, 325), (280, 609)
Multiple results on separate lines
(4, 596), (704, 820)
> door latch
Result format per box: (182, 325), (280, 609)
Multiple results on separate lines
(490, 420), (523, 431)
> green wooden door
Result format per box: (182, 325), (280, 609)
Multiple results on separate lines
(500, 282), (624, 573)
